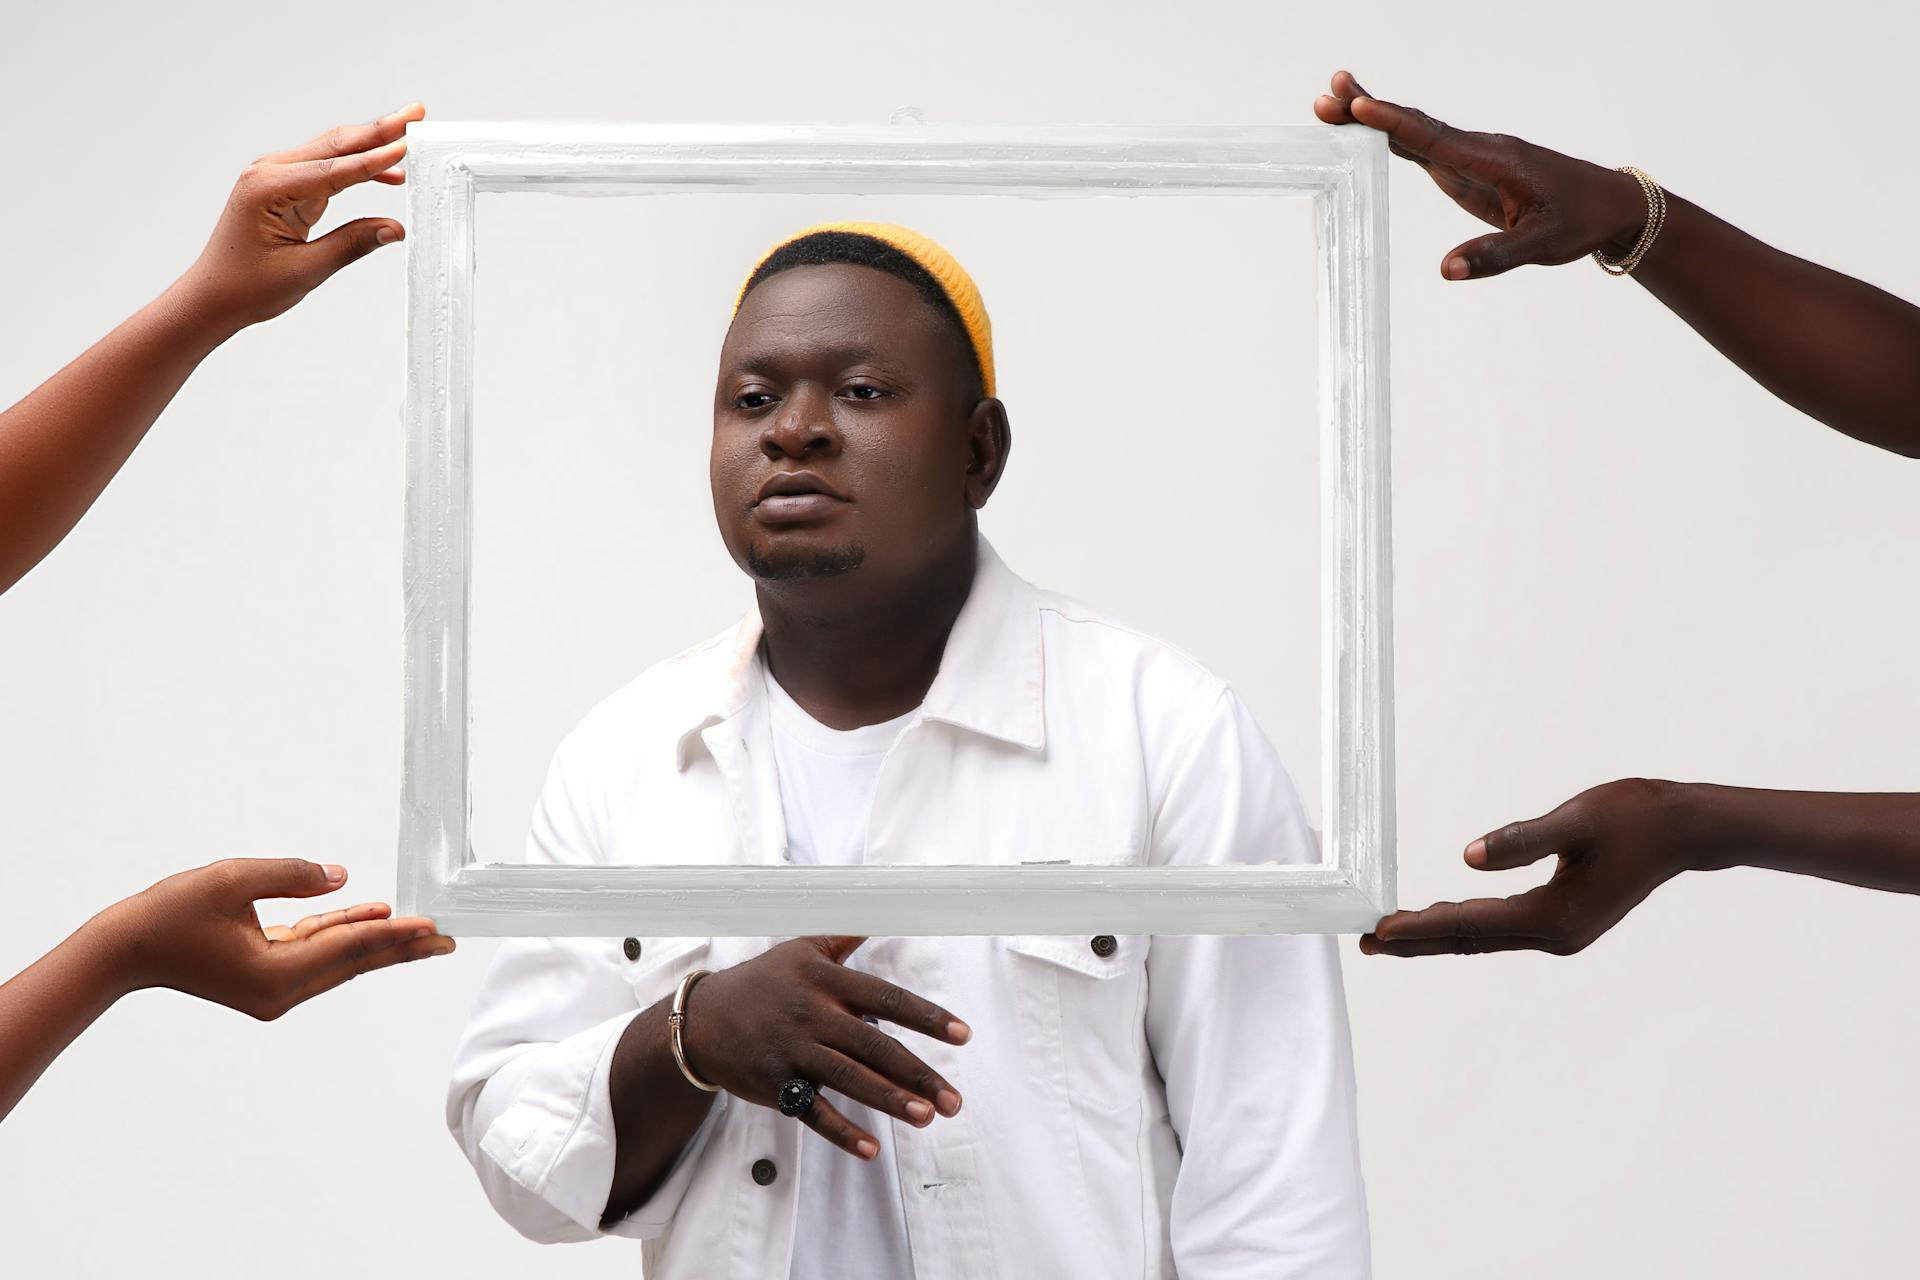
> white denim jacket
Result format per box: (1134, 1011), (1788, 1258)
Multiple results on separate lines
(446, 539), (1370, 1279)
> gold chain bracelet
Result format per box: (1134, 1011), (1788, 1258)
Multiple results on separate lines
(1593, 167), (1667, 276)
(668, 968), (721, 1092)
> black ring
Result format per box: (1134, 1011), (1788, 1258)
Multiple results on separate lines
(776, 1078), (817, 1118)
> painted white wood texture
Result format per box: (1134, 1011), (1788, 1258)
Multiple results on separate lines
(400, 123), (1393, 935)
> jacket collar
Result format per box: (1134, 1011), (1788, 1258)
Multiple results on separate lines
(672, 536), (1045, 771)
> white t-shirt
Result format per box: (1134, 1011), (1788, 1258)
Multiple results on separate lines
(764, 666), (919, 1280)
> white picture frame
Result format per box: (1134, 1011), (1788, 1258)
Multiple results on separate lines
(399, 121), (1394, 937)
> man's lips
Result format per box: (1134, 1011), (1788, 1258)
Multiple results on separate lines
(754, 470), (848, 505)
(752, 470), (848, 525)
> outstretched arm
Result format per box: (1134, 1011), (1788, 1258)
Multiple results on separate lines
(1362, 780), (1920, 957)
(0, 104), (424, 595)
(0, 859), (452, 1122)
(1314, 71), (1920, 457)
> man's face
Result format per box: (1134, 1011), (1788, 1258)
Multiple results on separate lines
(711, 262), (984, 590)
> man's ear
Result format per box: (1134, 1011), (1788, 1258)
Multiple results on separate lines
(963, 397), (1011, 510)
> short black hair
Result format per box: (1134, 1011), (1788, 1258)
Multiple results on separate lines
(737, 230), (985, 398)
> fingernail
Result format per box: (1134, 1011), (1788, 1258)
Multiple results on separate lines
(936, 1089), (961, 1116)
(376, 226), (401, 245)
(323, 864), (347, 884)
(1358, 935), (1377, 955)
(1445, 256), (1471, 280)
(1464, 838), (1488, 867)
(434, 938), (456, 955)
(906, 1099), (933, 1123)
(856, 1139), (879, 1159)
(947, 1020), (971, 1044)
(412, 926), (433, 939)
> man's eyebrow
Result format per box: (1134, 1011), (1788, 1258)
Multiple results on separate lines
(725, 343), (896, 374)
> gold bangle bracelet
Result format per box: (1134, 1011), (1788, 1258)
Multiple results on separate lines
(667, 968), (721, 1092)
(1593, 166), (1667, 276)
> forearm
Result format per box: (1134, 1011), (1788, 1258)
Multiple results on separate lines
(0, 913), (131, 1122)
(0, 276), (240, 594)
(1677, 783), (1920, 892)
(600, 998), (718, 1226)
(1630, 194), (1920, 457)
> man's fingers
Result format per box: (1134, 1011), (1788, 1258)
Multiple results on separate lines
(1441, 224), (1560, 281)
(1367, 885), (1571, 949)
(263, 139), (409, 200)
(278, 914), (444, 973)
(273, 902), (393, 943)
(813, 935), (869, 964)
(1313, 94), (1356, 126)
(1313, 72), (1376, 126)
(211, 857), (347, 904)
(1330, 69), (1372, 101)
(281, 932), (457, 1010)
(824, 1016), (963, 1117)
(1472, 802), (1584, 870)
(829, 967), (971, 1044)
(800, 1095), (880, 1161)
(801, 1046), (941, 1129)
(1361, 932), (1551, 958)
(307, 217), (405, 276)
(1346, 95), (1471, 168)
(264, 104), (424, 166)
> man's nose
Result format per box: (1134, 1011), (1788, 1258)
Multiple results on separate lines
(760, 387), (840, 460)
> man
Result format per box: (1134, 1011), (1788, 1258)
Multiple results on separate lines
(447, 222), (1369, 1278)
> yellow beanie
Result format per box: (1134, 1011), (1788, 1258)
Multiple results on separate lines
(732, 221), (996, 398)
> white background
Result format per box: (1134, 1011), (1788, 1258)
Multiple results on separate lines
(3, 1), (1917, 1276)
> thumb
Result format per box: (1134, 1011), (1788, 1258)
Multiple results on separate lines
(1441, 222), (1556, 281)
(1467, 806), (1578, 872)
(307, 216), (404, 281)
(214, 857), (348, 903)
(814, 935), (869, 964)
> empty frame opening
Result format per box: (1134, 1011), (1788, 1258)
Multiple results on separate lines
(466, 188), (1324, 870)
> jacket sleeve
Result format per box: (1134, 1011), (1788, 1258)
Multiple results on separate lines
(444, 734), (721, 1242)
(1144, 683), (1373, 1278)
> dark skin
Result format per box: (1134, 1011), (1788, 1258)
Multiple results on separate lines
(1313, 71), (1920, 459)
(0, 106), (455, 1125)
(601, 262), (1011, 1223)
(1310, 72), (1920, 956)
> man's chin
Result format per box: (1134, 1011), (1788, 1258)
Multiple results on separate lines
(744, 539), (866, 582)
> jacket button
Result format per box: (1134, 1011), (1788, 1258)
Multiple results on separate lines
(622, 937), (642, 961)
(751, 1158), (778, 1186)
(1090, 934), (1117, 958)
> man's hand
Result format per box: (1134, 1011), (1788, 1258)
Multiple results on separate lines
(175, 103), (425, 332)
(1313, 71), (1649, 281)
(1361, 779), (1694, 957)
(102, 858), (454, 1019)
(682, 936), (970, 1159)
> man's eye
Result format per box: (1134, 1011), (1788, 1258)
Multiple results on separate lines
(736, 392), (774, 410)
(842, 385), (884, 401)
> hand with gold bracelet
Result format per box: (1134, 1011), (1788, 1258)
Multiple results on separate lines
(1314, 69), (1920, 459)
(600, 937), (971, 1227)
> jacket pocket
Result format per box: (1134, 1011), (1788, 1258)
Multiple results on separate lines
(1001, 933), (1148, 1115)
(1002, 931), (1143, 979)
(1000, 933), (1154, 1277)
